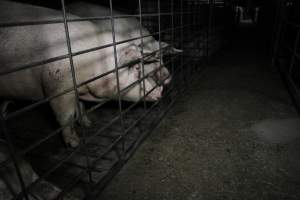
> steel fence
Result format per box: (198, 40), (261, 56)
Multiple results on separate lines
(0, 0), (226, 199)
(272, 0), (300, 111)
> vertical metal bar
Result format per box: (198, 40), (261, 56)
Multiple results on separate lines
(0, 116), (29, 200)
(138, 0), (147, 110)
(212, 0), (214, 51)
(289, 29), (300, 73)
(60, 0), (82, 122)
(180, 0), (185, 91)
(206, 1), (209, 58)
(109, 0), (126, 156)
(187, 1), (192, 84)
(170, 0), (175, 89)
(60, 0), (93, 184)
(158, 0), (162, 90)
(272, 0), (285, 67)
(207, 0), (213, 59)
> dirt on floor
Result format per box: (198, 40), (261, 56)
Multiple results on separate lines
(98, 30), (300, 200)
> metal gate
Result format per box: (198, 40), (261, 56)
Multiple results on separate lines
(272, 0), (300, 110)
(0, 0), (226, 199)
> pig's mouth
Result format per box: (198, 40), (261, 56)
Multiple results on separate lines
(153, 74), (172, 86)
(144, 86), (163, 101)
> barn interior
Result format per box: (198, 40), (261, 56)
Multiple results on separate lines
(0, 0), (299, 199)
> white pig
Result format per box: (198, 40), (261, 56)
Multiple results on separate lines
(67, 1), (182, 86)
(0, 1), (162, 147)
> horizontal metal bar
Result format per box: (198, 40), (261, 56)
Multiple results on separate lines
(0, 11), (197, 28)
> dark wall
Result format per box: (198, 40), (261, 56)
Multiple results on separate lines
(256, 0), (279, 51)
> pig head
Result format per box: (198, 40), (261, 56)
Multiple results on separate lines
(67, 1), (183, 86)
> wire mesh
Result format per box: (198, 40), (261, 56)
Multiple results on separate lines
(272, 0), (300, 111)
(0, 0), (226, 199)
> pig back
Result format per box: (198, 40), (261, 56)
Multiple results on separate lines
(67, 2), (148, 42)
(67, 2), (161, 56)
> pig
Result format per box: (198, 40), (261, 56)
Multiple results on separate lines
(66, 1), (183, 86)
(0, 0), (162, 147)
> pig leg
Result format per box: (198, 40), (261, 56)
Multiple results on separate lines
(49, 93), (80, 148)
(77, 102), (92, 128)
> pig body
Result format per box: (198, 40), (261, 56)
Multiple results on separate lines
(0, 1), (162, 147)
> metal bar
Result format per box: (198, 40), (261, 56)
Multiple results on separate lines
(288, 29), (300, 73)
(60, 0), (82, 128)
(158, 0), (162, 91)
(272, 0), (286, 67)
(180, 0), (185, 91)
(60, 0), (93, 185)
(0, 11), (200, 28)
(109, 0), (126, 157)
(170, 0), (175, 90)
(280, 42), (300, 64)
(0, 115), (30, 200)
(186, 0), (192, 86)
(138, 0), (147, 111)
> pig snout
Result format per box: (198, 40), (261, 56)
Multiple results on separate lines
(145, 86), (163, 101)
(163, 75), (172, 85)
(155, 68), (172, 86)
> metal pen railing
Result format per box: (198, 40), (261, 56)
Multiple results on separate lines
(0, 0), (225, 199)
(272, 0), (300, 111)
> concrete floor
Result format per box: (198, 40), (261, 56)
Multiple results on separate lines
(99, 30), (300, 200)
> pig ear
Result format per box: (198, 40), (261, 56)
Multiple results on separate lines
(118, 45), (141, 66)
(160, 42), (183, 55)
